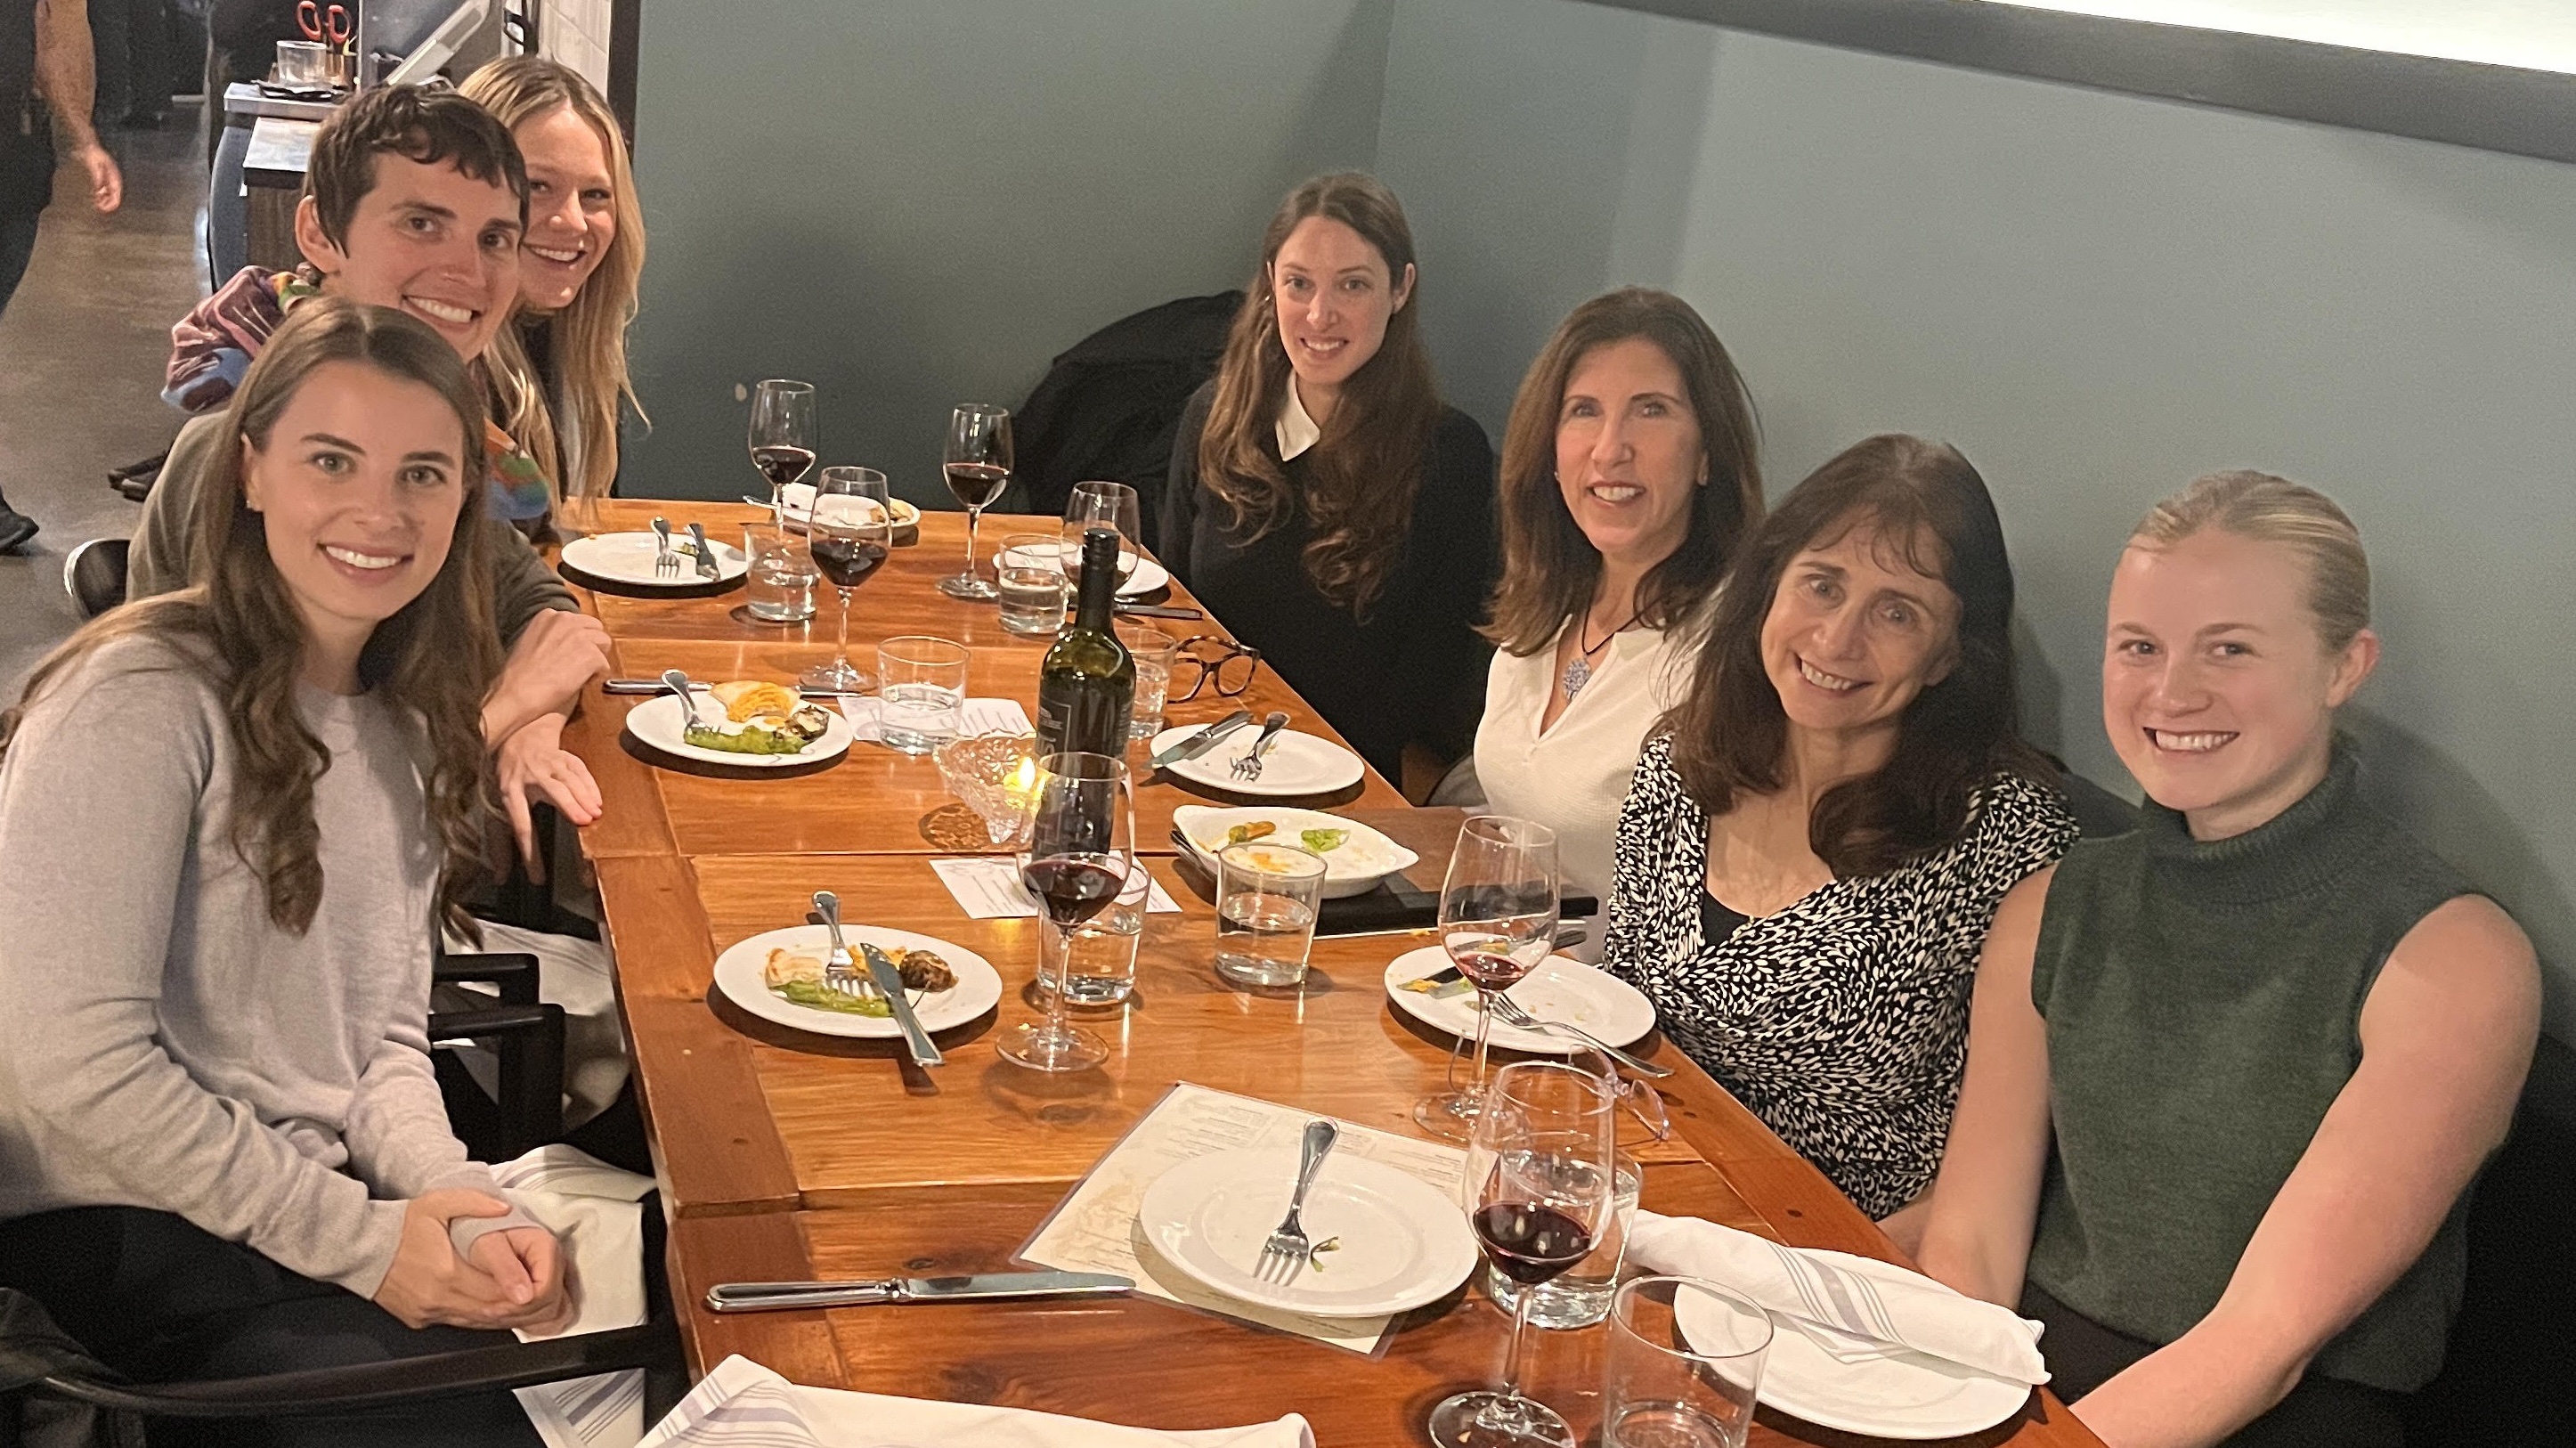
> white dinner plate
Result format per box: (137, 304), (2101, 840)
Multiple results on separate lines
(1148, 726), (1364, 798)
(1676, 1252), (2036, 1439)
(559, 531), (749, 590)
(622, 691), (855, 769)
(1138, 1147), (1478, 1318)
(761, 484), (922, 534)
(995, 539), (1170, 598)
(711, 923), (1004, 1040)
(1170, 806), (1418, 899)
(1380, 946), (1656, 1053)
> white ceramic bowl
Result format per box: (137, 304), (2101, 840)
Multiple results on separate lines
(1171, 806), (1418, 899)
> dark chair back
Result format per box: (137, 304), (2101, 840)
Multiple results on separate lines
(1012, 290), (1241, 535)
(61, 540), (130, 622)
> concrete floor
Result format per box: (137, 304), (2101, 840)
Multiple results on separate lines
(0, 104), (207, 694)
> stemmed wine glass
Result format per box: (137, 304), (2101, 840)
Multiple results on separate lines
(940, 403), (1012, 599)
(999, 751), (1133, 1072)
(1062, 479), (1142, 591)
(1415, 816), (1561, 1142)
(748, 379), (817, 531)
(1428, 1060), (1617, 1448)
(800, 467), (892, 693)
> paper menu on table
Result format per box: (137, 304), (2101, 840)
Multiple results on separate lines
(1016, 1083), (1467, 1355)
(930, 857), (1182, 920)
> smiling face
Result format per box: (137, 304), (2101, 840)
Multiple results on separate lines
(1554, 336), (1704, 573)
(297, 152), (522, 362)
(513, 104), (615, 312)
(1759, 517), (1962, 752)
(240, 359), (469, 662)
(2104, 528), (2377, 839)
(1269, 215), (1412, 412)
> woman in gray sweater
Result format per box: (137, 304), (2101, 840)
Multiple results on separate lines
(0, 300), (569, 1446)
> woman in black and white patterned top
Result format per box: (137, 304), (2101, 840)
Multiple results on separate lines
(1603, 435), (2077, 1247)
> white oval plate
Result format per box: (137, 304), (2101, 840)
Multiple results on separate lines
(762, 484), (922, 534)
(622, 692), (854, 769)
(1149, 726), (1364, 798)
(1381, 946), (1656, 1053)
(996, 539), (1170, 599)
(1677, 1251), (2036, 1439)
(1139, 1147), (1478, 1318)
(1170, 806), (1418, 899)
(560, 531), (749, 589)
(711, 923), (1004, 1040)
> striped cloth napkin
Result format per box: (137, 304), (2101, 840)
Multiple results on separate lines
(1626, 1211), (2049, 1384)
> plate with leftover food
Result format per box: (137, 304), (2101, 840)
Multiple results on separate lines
(768, 484), (923, 543)
(712, 923), (1004, 1039)
(1170, 806), (1417, 899)
(622, 680), (856, 768)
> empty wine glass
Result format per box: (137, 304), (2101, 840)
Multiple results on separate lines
(800, 467), (891, 693)
(998, 751), (1133, 1073)
(1428, 1060), (1616, 1448)
(748, 379), (817, 530)
(1415, 816), (1561, 1143)
(1061, 479), (1142, 590)
(940, 403), (1012, 599)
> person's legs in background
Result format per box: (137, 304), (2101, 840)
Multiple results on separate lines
(85, 0), (131, 136)
(0, 124), (55, 552)
(126, 0), (170, 126)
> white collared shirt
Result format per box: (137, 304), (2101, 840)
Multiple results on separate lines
(1274, 382), (1321, 461)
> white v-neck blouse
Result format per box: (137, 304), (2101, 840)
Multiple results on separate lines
(1472, 622), (1691, 913)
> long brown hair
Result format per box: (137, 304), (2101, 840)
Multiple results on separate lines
(1196, 172), (1443, 618)
(1662, 434), (2052, 875)
(3, 300), (502, 936)
(1486, 289), (1763, 655)
(464, 56), (649, 509)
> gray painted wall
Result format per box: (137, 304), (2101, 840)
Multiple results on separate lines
(1377, 0), (2576, 1038)
(622, 0), (1394, 508)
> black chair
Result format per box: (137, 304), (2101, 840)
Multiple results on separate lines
(428, 945), (566, 1163)
(60, 540), (130, 622)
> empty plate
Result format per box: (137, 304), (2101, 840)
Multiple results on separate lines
(1138, 1146), (1477, 1318)
(560, 532), (748, 590)
(1149, 726), (1363, 798)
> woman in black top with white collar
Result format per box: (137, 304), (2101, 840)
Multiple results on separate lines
(1160, 173), (1496, 785)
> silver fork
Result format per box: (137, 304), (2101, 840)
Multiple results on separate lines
(1484, 992), (1674, 1078)
(660, 668), (703, 726)
(651, 517), (679, 578)
(1255, 1119), (1338, 1284)
(812, 890), (868, 999)
(1231, 712), (1289, 782)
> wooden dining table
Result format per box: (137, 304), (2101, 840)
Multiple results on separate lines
(558, 500), (2102, 1447)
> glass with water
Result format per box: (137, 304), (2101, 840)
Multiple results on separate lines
(1116, 620), (1178, 740)
(1604, 1276), (1772, 1448)
(1040, 857), (1148, 1005)
(874, 636), (970, 754)
(996, 532), (1069, 636)
(743, 526), (817, 622)
(1486, 1150), (1641, 1329)
(1212, 842), (1326, 988)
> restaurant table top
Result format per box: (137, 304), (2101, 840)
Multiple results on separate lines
(559, 499), (2101, 1447)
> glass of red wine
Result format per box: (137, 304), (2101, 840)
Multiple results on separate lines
(1429, 1060), (1617, 1448)
(800, 467), (892, 693)
(1060, 479), (1142, 591)
(748, 379), (817, 533)
(939, 402), (1012, 600)
(1415, 816), (1560, 1143)
(997, 750), (1133, 1072)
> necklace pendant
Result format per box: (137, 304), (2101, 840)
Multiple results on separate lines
(1561, 654), (1591, 700)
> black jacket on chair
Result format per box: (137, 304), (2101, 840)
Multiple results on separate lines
(1012, 290), (1241, 536)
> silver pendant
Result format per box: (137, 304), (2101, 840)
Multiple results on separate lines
(1561, 654), (1591, 700)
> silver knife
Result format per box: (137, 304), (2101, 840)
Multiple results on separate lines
(1149, 708), (1254, 770)
(687, 522), (719, 577)
(602, 678), (868, 698)
(860, 940), (944, 1068)
(705, 1270), (1133, 1314)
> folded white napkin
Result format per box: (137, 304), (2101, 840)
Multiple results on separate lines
(497, 1144), (661, 1448)
(639, 1355), (1315, 1448)
(835, 696), (1033, 743)
(1626, 1211), (2048, 1384)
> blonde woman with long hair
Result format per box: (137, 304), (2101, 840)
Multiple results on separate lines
(0, 299), (571, 1445)
(463, 56), (648, 522)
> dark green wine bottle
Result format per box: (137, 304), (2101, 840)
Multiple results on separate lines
(1035, 526), (1135, 757)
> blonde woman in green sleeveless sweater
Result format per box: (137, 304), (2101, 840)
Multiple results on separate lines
(1919, 473), (2539, 1447)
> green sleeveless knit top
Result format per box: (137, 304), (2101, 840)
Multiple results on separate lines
(2027, 746), (2474, 1392)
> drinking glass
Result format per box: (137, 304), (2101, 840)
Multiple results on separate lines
(999, 752), (1132, 1072)
(742, 526), (817, 623)
(1415, 816), (1562, 1142)
(1211, 842), (1325, 988)
(800, 467), (891, 693)
(1062, 480), (1142, 590)
(1115, 621), (1178, 740)
(1043, 856), (1149, 1007)
(748, 379), (817, 529)
(940, 403), (1012, 599)
(1603, 1277), (1773, 1448)
(875, 635), (969, 753)
(1427, 1061), (1617, 1448)
(995, 532), (1070, 635)
(1488, 1150), (1641, 1330)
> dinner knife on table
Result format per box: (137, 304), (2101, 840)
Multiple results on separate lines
(705, 1271), (1134, 1313)
(1147, 708), (1254, 770)
(859, 941), (944, 1068)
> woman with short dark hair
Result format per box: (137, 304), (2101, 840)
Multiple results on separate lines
(1159, 172), (1495, 782)
(1603, 434), (2077, 1249)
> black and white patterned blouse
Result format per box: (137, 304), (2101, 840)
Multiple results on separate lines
(1603, 735), (2078, 1217)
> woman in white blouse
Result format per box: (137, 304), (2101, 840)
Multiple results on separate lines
(1473, 289), (1764, 940)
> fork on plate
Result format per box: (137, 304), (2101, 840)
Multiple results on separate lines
(1255, 1119), (1338, 1284)
(1231, 712), (1290, 782)
(812, 890), (869, 998)
(651, 516), (680, 578)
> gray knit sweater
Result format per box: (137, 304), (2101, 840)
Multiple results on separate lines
(0, 634), (516, 1296)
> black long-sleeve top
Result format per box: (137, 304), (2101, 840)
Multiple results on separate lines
(1159, 382), (1498, 781)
